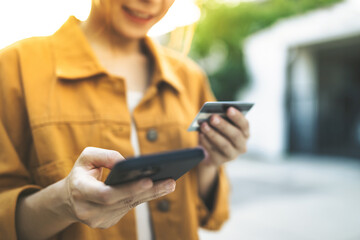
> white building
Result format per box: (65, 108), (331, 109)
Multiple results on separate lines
(242, 0), (360, 159)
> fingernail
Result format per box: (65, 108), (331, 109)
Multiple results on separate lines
(202, 123), (210, 132)
(166, 181), (175, 192)
(228, 107), (236, 116)
(211, 116), (220, 125)
(142, 179), (153, 189)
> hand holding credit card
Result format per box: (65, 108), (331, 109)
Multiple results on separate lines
(188, 101), (254, 131)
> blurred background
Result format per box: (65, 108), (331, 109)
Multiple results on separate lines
(1, 0), (359, 239)
(194, 0), (360, 239)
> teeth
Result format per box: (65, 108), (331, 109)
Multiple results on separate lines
(128, 9), (151, 19)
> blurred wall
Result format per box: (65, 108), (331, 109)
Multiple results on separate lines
(242, 0), (360, 159)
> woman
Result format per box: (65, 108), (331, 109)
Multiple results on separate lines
(0, 0), (250, 239)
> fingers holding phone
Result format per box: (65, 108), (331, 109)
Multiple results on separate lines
(64, 147), (175, 229)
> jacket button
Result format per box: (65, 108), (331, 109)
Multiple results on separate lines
(146, 129), (158, 142)
(157, 200), (170, 212)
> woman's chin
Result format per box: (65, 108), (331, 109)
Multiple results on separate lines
(111, 26), (149, 41)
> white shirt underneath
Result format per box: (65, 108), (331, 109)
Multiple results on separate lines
(126, 91), (153, 240)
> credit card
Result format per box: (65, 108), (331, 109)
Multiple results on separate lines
(187, 101), (254, 131)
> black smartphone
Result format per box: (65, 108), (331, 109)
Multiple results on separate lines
(105, 148), (205, 185)
(188, 101), (254, 131)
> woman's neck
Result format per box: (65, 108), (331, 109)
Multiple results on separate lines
(79, 12), (153, 93)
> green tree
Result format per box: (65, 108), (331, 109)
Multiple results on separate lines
(190, 0), (343, 100)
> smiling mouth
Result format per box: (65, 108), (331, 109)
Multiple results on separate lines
(122, 6), (154, 20)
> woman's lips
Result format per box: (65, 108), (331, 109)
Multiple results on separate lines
(122, 6), (155, 24)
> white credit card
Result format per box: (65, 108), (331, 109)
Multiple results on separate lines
(187, 101), (254, 131)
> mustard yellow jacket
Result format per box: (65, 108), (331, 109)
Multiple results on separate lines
(0, 17), (229, 240)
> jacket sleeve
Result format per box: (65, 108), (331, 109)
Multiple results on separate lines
(196, 167), (230, 230)
(195, 72), (230, 230)
(0, 45), (41, 239)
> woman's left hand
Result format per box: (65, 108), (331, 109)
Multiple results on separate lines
(199, 107), (250, 168)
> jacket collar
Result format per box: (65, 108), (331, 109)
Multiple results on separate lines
(51, 16), (184, 93)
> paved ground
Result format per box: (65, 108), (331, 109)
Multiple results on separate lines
(199, 155), (360, 240)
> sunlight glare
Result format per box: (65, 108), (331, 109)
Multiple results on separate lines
(148, 0), (201, 37)
(0, 0), (200, 49)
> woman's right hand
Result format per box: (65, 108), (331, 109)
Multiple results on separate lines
(63, 147), (176, 229)
(16, 147), (175, 240)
